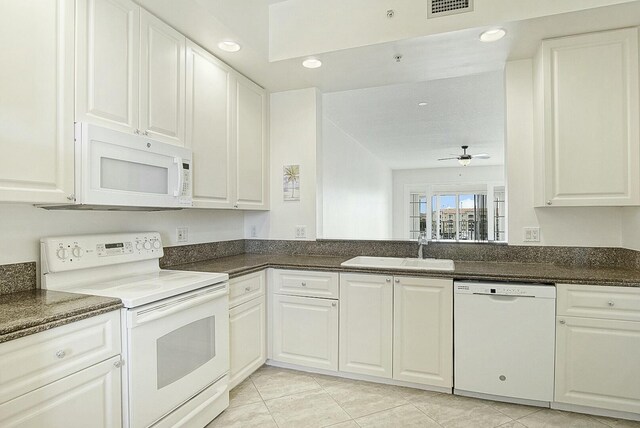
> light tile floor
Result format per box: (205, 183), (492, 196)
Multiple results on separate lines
(207, 366), (640, 428)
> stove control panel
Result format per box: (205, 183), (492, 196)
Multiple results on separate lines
(41, 232), (164, 273)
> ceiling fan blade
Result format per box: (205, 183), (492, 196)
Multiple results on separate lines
(438, 157), (459, 161)
(471, 153), (490, 159)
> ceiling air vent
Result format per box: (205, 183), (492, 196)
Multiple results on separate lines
(427, 0), (474, 18)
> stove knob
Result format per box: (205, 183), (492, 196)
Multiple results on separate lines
(143, 241), (152, 250)
(72, 246), (84, 258)
(153, 240), (161, 249)
(135, 242), (142, 250)
(56, 248), (69, 260)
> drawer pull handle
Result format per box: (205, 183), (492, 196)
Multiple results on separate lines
(114, 360), (123, 369)
(245, 287), (252, 292)
(608, 301), (615, 307)
(559, 319), (566, 325)
(55, 350), (66, 359)
(301, 282), (307, 286)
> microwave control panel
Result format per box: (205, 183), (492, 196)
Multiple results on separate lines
(177, 160), (193, 206)
(41, 232), (164, 272)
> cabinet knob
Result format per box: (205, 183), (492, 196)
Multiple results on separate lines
(386, 278), (391, 283)
(233, 204), (239, 209)
(143, 130), (149, 136)
(66, 194), (75, 201)
(331, 302), (337, 308)
(134, 129), (140, 135)
(113, 360), (123, 368)
(546, 200), (552, 205)
(55, 350), (66, 359)
(559, 319), (566, 325)
(301, 282), (307, 287)
(608, 301), (615, 307)
(394, 279), (400, 283)
(245, 286), (252, 292)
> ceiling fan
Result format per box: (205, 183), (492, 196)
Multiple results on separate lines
(438, 145), (490, 167)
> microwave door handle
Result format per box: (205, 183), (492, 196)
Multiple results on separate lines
(173, 157), (183, 197)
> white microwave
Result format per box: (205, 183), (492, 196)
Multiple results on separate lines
(43, 123), (193, 210)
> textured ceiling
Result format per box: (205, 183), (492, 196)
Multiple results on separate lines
(323, 71), (505, 170)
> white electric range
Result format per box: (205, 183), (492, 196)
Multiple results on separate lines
(40, 232), (229, 428)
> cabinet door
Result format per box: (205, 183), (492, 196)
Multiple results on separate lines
(339, 273), (393, 378)
(235, 74), (268, 210)
(0, 0), (75, 203)
(185, 40), (235, 208)
(555, 316), (640, 414)
(271, 294), (338, 371)
(537, 27), (640, 206)
(140, 9), (186, 146)
(0, 356), (122, 427)
(76, 0), (139, 133)
(393, 277), (453, 387)
(229, 297), (266, 389)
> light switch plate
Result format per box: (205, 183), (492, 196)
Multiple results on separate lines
(523, 227), (540, 242)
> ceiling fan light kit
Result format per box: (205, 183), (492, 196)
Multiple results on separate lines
(438, 145), (490, 166)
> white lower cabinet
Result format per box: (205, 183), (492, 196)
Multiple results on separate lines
(0, 311), (122, 427)
(339, 273), (393, 378)
(393, 276), (453, 388)
(555, 284), (640, 415)
(0, 355), (122, 428)
(229, 272), (266, 389)
(271, 294), (339, 371)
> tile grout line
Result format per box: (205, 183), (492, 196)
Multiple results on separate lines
(248, 376), (281, 428)
(313, 375), (358, 424)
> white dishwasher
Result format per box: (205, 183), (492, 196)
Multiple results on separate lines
(454, 281), (556, 405)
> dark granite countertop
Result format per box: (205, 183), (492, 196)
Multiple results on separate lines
(172, 253), (640, 287)
(0, 290), (123, 343)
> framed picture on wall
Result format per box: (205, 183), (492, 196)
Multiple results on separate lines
(283, 165), (300, 201)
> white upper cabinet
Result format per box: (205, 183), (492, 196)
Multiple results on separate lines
(186, 41), (234, 208)
(235, 74), (269, 210)
(140, 10), (186, 146)
(76, 0), (139, 133)
(0, 0), (75, 204)
(534, 27), (640, 207)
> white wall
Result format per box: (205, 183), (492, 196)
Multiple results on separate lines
(0, 204), (244, 265)
(244, 88), (321, 240)
(622, 208), (640, 251)
(392, 165), (505, 239)
(505, 59), (623, 247)
(320, 118), (393, 239)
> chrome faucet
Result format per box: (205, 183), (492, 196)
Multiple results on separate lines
(417, 231), (429, 259)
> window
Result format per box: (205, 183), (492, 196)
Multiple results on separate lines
(409, 192), (427, 240)
(494, 187), (506, 241)
(430, 193), (487, 241)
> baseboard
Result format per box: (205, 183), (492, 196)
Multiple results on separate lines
(265, 359), (452, 394)
(551, 402), (640, 422)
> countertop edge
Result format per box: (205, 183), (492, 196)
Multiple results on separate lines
(0, 301), (123, 344)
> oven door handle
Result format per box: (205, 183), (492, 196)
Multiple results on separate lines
(129, 284), (227, 327)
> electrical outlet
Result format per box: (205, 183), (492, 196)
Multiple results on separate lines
(177, 227), (189, 243)
(295, 225), (307, 239)
(250, 225), (257, 238)
(523, 227), (540, 242)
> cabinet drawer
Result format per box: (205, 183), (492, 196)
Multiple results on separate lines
(229, 271), (265, 308)
(557, 284), (640, 322)
(0, 310), (121, 404)
(271, 269), (339, 299)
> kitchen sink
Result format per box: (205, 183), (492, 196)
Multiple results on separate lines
(341, 256), (455, 271)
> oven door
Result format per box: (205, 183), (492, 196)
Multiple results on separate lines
(76, 122), (192, 208)
(125, 283), (229, 428)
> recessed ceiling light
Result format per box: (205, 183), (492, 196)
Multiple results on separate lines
(218, 40), (241, 52)
(479, 28), (506, 42)
(302, 58), (322, 69)
(418, 102), (428, 106)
